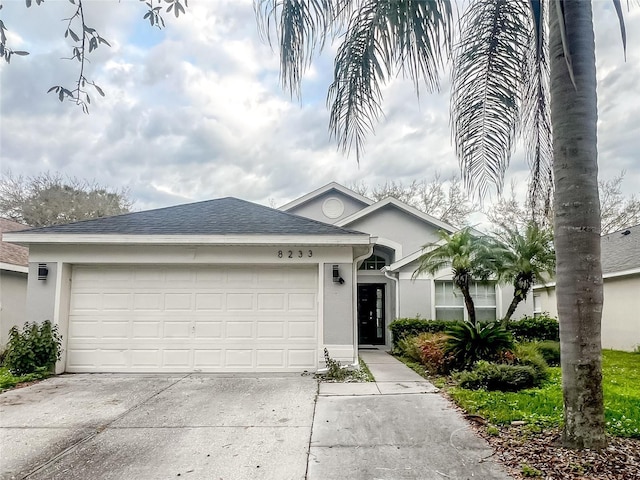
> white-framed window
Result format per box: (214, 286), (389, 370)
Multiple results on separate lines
(533, 293), (542, 318)
(434, 280), (496, 322)
(359, 254), (388, 271)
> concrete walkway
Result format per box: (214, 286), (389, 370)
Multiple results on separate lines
(309, 349), (512, 480)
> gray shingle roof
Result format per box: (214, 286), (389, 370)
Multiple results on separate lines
(601, 224), (640, 274)
(15, 197), (366, 237)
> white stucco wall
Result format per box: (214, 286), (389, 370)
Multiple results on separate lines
(0, 270), (27, 347)
(534, 273), (640, 351)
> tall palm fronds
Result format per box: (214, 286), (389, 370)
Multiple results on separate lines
(413, 228), (493, 325)
(256, 0), (453, 159)
(484, 222), (555, 323)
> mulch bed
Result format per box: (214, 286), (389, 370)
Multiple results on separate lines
(474, 423), (640, 479)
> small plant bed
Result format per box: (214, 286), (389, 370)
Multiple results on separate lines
(314, 349), (374, 382)
(0, 366), (51, 392)
(395, 349), (640, 479)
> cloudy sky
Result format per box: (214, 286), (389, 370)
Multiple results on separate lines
(1, 0), (639, 214)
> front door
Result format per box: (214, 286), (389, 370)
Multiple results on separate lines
(358, 284), (385, 345)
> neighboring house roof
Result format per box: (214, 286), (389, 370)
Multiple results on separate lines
(335, 196), (457, 233)
(534, 224), (640, 289)
(5, 197), (369, 246)
(279, 182), (373, 211)
(0, 217), (29, 273)
(601, 224), (640, 274)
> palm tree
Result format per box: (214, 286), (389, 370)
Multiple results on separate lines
(256, 0), (629, 450)
(486, 222), (555, 324)
(413, 228), (492, 326)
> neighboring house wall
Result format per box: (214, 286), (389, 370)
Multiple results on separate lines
(535, 274), (640, 351)
(286, 191), (369, 224)
(0, 218), (29, 347)
(0, 271), (28, 347)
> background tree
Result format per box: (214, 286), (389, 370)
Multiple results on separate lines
(349, 175), (476, 227)
(413, 228), (492, 326)
(0, 171), (132, 227)
(487, 172), (640, 234)
(485, 222), (556, 324)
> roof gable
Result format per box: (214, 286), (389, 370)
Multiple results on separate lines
(7, 198), (366, 238)
(279, 182), (372, 212)
(336, 197), (456, 232)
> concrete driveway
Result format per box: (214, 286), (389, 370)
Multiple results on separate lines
(0, 374), (316, 480)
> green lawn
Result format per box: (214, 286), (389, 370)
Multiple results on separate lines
(0, 367), (51, 392)
(446, 350), (640, 438)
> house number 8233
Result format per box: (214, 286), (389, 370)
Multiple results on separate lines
(277, 250), (312, 258)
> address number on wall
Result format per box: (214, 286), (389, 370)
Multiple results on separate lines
(277, 250), (313, 259)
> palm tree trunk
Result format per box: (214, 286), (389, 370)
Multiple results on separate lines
(460, 286), (477, 325)
(502, 295), (522, 325)
(549, 1), (605, 449)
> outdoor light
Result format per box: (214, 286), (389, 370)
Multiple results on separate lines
(38, 263), (49, 281)
(332, 265), (345, 284)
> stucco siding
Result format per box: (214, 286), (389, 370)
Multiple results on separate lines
(499, 284), (535, 320)
(0, 271), (27, 346)
(26, 262), (58, 325)
(398, 279), (431, 319)
(286, 191), (368, 224)
(534, 274), (640, 351)
(344, 206), (441, 255)
(601, 275), (640, 351)
(323, 262), (354, 346)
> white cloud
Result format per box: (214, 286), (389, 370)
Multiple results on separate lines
(1, 0), (638, 218)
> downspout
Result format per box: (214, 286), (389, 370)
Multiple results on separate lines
(351, 243), (375, 366)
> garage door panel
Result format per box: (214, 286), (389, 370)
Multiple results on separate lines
(289, 293), (316, 310)
(226, 293), (254, 310)
(68, 265), (318, 372)
(195, 293), (224, 310)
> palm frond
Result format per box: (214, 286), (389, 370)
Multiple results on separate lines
(523, 0), (553, 219)
(451, 0), (531, 197)
(255, 0), (353, 97)
(612, 0), (627, 60)
(328, 0), (453, 159)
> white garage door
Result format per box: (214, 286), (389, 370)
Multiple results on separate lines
(67, 265), (318, 372)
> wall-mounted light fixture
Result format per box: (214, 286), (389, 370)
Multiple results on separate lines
(38, 263), (49, 281)
(332, 265), (345, 284)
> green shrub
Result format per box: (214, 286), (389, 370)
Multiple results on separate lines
(507, 314), (559, 342)
(4, 321), (62, 376)
(536, 340), (561, 366)
(457, 360), (539, 391)
(389, 318), (459, 348)
(513, 343), (549, 383)
(395, 336), (423, 363)
(445, 322), (514, 369)
(415, 332), (455, 375)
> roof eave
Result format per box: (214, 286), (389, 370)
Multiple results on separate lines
(3, 233), (371, 246)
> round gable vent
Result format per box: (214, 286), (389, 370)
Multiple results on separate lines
(322, 197), (345, 219)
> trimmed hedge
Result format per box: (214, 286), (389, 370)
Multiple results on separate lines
(507, 314), (559, 342)
(389, 318), (459, 346)
(456, 361), (540, 392)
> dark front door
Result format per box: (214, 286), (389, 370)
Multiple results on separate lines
(358, 284), (385, 345)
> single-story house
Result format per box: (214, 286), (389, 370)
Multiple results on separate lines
(0, 218), (29, 347)
(533, 224), (640, 352)
(6, 184), (530, 374)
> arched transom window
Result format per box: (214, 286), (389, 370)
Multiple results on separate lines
(359, 254), (388, 271)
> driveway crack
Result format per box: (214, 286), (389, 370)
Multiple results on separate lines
(304, 379), (319, 480)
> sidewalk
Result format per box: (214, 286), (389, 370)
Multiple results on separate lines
(308, 349), (513, 479)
